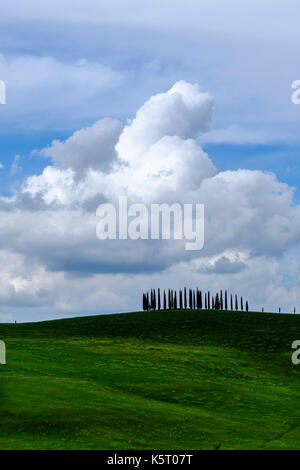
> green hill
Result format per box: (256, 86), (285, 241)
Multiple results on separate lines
(0, 308), (300, 450)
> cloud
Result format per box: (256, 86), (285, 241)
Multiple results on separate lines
(0, 54), (123, 132)
(199, 125), (285, 145)
(39, 118), (123, 175)
(0, 0), (298, 45)
(1, 1), (300, 144)
(198, 255), (247, 274)
(0, 80), (300, 318)
(19, 81), (300, 261)
(116, 81), (214, 163)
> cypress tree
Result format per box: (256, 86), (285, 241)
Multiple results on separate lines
(184, 287), (187, 309)
(199, 290), (202, 309)
(153, 289), (157, 310)
(240, 296), (243, 311)
(179, 289), (183, 309)
(189, 289), (192, 309)
(215, 292), (219, 310)
(230, 294), (233, 311)
(147, 292), (149, 311)
(220, 290), (223, 310)
(294, 307), (296, 314)
(163, 290), (167, 310)
(225, 290), (228, 311)
(158, 288), (161, 311)
(205, 293), (207, 309)
(174, 291), (177, 309)
(208, 291), (210, 310)
(246, 300), (249, 312)
(262, 307), (264, 313)
(168, 289), (171, 309)
(193, 290), (196, 309)
(235, 295), (238, 311)
(212, 296), (215, 309)
(279, 307), (281, 313)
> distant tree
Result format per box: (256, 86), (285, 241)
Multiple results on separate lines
(179, 289), (183, 309)
(147, 287), (261, 312)
(294, 307), (296, 314)
(189, 289), (192, 309)
(214, 293), (217, 310)
(174, 291), (177, 309)
(278, 307), (281, 313)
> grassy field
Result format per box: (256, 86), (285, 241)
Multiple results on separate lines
(0, 308), (300, 449)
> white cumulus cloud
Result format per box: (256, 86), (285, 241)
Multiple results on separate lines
(1, 80), (300, 319)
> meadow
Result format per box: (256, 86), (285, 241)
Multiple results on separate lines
(0, 308), (300, 449)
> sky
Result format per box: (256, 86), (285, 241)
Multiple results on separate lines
(1, 0), (300, 321)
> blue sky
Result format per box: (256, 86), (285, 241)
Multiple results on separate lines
(1, 0), (300, 321)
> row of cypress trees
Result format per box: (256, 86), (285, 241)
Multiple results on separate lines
(142, 288), (249, 312)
